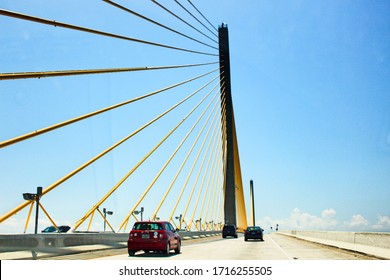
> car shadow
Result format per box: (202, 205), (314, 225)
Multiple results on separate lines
(244, 239), (264, 242)
(129, 251), (180, 258)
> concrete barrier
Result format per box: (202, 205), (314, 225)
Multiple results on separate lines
(355, 232), (390, 249)
(280, 230), (390, 259)
(284, 230), (390, 249)
(0, 230), (221, 252)
(0, 233), (128, 252)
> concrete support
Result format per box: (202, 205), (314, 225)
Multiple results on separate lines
(219, 24), (236, 226)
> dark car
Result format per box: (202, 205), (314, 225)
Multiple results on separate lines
(42, 225), (70, 233)
(222, 224), (237, 238)
(127, 221), (181, 256)
(244, 226), (264, 241)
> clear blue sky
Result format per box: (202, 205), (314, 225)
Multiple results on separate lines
(1, 0), (389, 233)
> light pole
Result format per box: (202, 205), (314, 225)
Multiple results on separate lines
(23, 186), (42, 234)
(195, 218), (202, 231)
(134, 207), (144, 221)
(175, 214), (182, 230)
(103, 208), (113, 232)
(22, 186), (42, 259)
(250, 179), (255, 226)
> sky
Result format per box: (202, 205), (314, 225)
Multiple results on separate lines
(1, 0), (389, 234)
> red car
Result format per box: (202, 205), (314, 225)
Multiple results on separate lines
(127, 221), (181, 256)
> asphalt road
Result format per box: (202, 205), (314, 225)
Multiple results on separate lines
(95, 233), (378, 260)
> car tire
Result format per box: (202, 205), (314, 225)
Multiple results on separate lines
(128, 250), (135, 256)
(164, 242), (170, 255)
(244, 238), (248, 241)
(234, 235), (238, 238)
(174, 241), (181, 254)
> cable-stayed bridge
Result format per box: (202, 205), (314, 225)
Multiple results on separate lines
(0, 0), (248, 234)
(2, 2), (390, 264)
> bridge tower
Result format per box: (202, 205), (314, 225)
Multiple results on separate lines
(219, 24), (247, 230)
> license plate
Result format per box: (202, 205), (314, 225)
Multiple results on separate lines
(142, 234), (149, 239)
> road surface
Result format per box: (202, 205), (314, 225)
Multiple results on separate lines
(95, 233), (378, 260)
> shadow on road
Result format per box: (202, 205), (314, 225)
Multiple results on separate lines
(129, 251), (181, 258)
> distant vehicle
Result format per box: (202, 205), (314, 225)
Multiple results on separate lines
(41, 225), (70, 233)
(222, 224), (238, 238)
(127, 221), (181, 256)
(244, 226), (264, 241)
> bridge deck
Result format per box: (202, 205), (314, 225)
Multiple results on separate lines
(95, 233), (380, 260)
(2, 233), (388, 260)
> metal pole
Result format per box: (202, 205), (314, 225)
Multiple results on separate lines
(103, 208), (107, 232)
(34, 187), (42, 234)
(250, 180), (255, 226)
(31, 186), (42, 259)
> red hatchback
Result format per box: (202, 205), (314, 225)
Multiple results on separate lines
(127, 221), (181, 256)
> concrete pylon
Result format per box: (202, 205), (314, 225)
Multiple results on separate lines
(219, 23), (247, 231)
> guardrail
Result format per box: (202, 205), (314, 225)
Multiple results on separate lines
(0, 231), (221, 253)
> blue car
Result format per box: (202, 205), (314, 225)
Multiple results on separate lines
(244, 226), (264, 241)
(222, 224), (238, 238)
(42, 225), (70, 233)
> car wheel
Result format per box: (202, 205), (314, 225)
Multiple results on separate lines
(174, 241), (181, 254)
(244, 238), (248, 241)
(164, 242), (170, 255)
(128, 250), (135, 256)
(234, 235), (238, 238)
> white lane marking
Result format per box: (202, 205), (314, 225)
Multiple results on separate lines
(268, 234), (294, 260)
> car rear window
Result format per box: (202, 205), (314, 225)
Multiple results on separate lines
(248, 227), (261, 231)
(133, 223), (163, 230)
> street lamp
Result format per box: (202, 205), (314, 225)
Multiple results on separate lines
(175, 214), (182, 230)
(134, 207), (144, 221)
(103, 208), (113, 232)
(22, 186), (42, 234)
(195, 218), (202, 231)
(23, 186), (42, 260)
